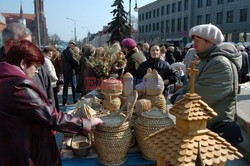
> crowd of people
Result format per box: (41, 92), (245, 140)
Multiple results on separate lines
(0, 22), (249, 165)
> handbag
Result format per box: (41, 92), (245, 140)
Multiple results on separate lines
(209, 121), (244, 145)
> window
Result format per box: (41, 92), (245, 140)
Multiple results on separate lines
(217, 12), (223, 24)
(197, 15), (202, 24)
(198, 0), (203, 8)
(218, 0), (223, 4)
(206, 0), (212, 6)
(153, 9), (156, 18)
(139, 26), (141, 33)
(142, 26), (144, 33)
(226, 11), (233, 23)
(149, 11), (152, 19)
(149, 24), (151, 32)
(240, 9), (247, 22)
(166, 5), (170, 14)
(142, 13), (144, 21)
(166, 20), (170, 33)
(171, 19), (175, 32)
(161, 21), (165, 33)
(156, 22), (159, 31)
(161, 6), (165, 15)
(184, 17), (188, 31)
(178, 1), (182, 12)
(206, 14), (211, 24)
(153, 23), (155, 31)
(172, 3), (176, 13)
(157, 8), (160, 17)
(177, 18), (182, 32)
(145, 25), (148, 32)
(228, 0), (234, 2)
(184, 0), (188, 10)
(139, 14), (141, 21)
(146, 12), (148, 20)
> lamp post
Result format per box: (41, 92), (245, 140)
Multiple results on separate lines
(66, 17), (77, 41)
(129, 0), (139, 30)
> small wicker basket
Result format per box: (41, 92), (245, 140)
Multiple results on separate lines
(70, 134), (91, 157)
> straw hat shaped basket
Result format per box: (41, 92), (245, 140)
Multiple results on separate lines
(94, 90), (138, 166)
(134, 108), (174, 160)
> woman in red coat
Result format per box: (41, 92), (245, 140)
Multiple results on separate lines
(0, 40), (102, 166)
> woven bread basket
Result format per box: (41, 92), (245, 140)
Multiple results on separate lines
(94, 90), (138, 166)
(134, 108), (174, 160)
(101, 78), (123, 95)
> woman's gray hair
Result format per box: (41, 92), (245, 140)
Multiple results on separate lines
(2, 22), (32, 42)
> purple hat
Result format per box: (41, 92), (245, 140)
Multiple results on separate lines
(122, 38), (137, 49)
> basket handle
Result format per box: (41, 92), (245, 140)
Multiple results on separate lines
(70, 133), (91, 148)
(117, 90), (138, 126)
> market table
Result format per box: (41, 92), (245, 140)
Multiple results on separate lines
(61, 136), (156, 166)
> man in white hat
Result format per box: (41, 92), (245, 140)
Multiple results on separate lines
(171, 24), (243, 144)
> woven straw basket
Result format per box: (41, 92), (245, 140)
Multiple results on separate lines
(134, 108), (174, 160)
(94, 90), (138, 166)
(70, 134), (91, 157)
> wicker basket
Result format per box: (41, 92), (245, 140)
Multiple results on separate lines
(94, 90), (138, 166)
(70, 134), (91, 157)
(134, 108), (174, 160)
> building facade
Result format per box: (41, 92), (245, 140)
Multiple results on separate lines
(138, 0), (250, 47)
(2, 0), (48, 47)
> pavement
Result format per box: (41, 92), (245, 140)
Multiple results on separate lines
(56, 82), (250, 165)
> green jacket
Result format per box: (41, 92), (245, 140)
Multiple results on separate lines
(175, 42), (242, 126)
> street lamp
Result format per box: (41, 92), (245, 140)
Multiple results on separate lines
(129, 0), (139, 28)
(66, 17), (77, 41)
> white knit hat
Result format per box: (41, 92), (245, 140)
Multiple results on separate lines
(189, 24), (224, 44)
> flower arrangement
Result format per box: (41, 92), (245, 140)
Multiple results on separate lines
(86, 44), (127, 79)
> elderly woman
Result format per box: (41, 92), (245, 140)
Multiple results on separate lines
(0, 40), (102, 166)
(136, 43), (177, 95)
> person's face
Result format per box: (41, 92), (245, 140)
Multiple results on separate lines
(21, 60), (40, 78)
(192, 36), (214, 53)
(150, 45), (160, 59)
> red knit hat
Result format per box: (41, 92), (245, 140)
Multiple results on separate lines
(122, 38), (137, 49)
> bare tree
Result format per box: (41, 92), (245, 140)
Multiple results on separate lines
(49, 34), (61, 45)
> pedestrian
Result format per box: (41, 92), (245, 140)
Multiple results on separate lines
(0, 22), (55, 106)
(122, 38), (146, 77)
(171, 24), (243, 145)
(136, 43), (177, 96)
(0, 40), (103, 166)
(236, 45), (249, 83)
(61, 40), (79, 105)
(43, 46), (59, 111)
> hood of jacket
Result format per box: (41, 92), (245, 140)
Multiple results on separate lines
(198, 42), (242, 70)
(0, 62), (28, 80)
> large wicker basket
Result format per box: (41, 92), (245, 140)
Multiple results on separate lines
(134, 108), (174, 160)
(94, 90), (138, 166)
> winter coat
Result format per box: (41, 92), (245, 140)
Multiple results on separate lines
(125, 49), (146, 77)
(61, 47), (79, 77)
(44, 56), (58, 88)
(172, 42), (242, 126)
(0, 62), (91, 166)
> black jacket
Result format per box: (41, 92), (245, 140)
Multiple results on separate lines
(136, 57), (177, 85)
(61, 47), (79, 76)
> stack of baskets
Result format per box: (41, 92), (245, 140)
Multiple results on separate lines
(134, 108), (174, 160)
(94, 90), (138, 165)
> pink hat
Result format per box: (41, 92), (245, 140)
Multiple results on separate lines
(122, 38), (137, 49)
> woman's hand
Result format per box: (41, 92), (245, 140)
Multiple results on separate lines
(90, 117), (103, 127)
